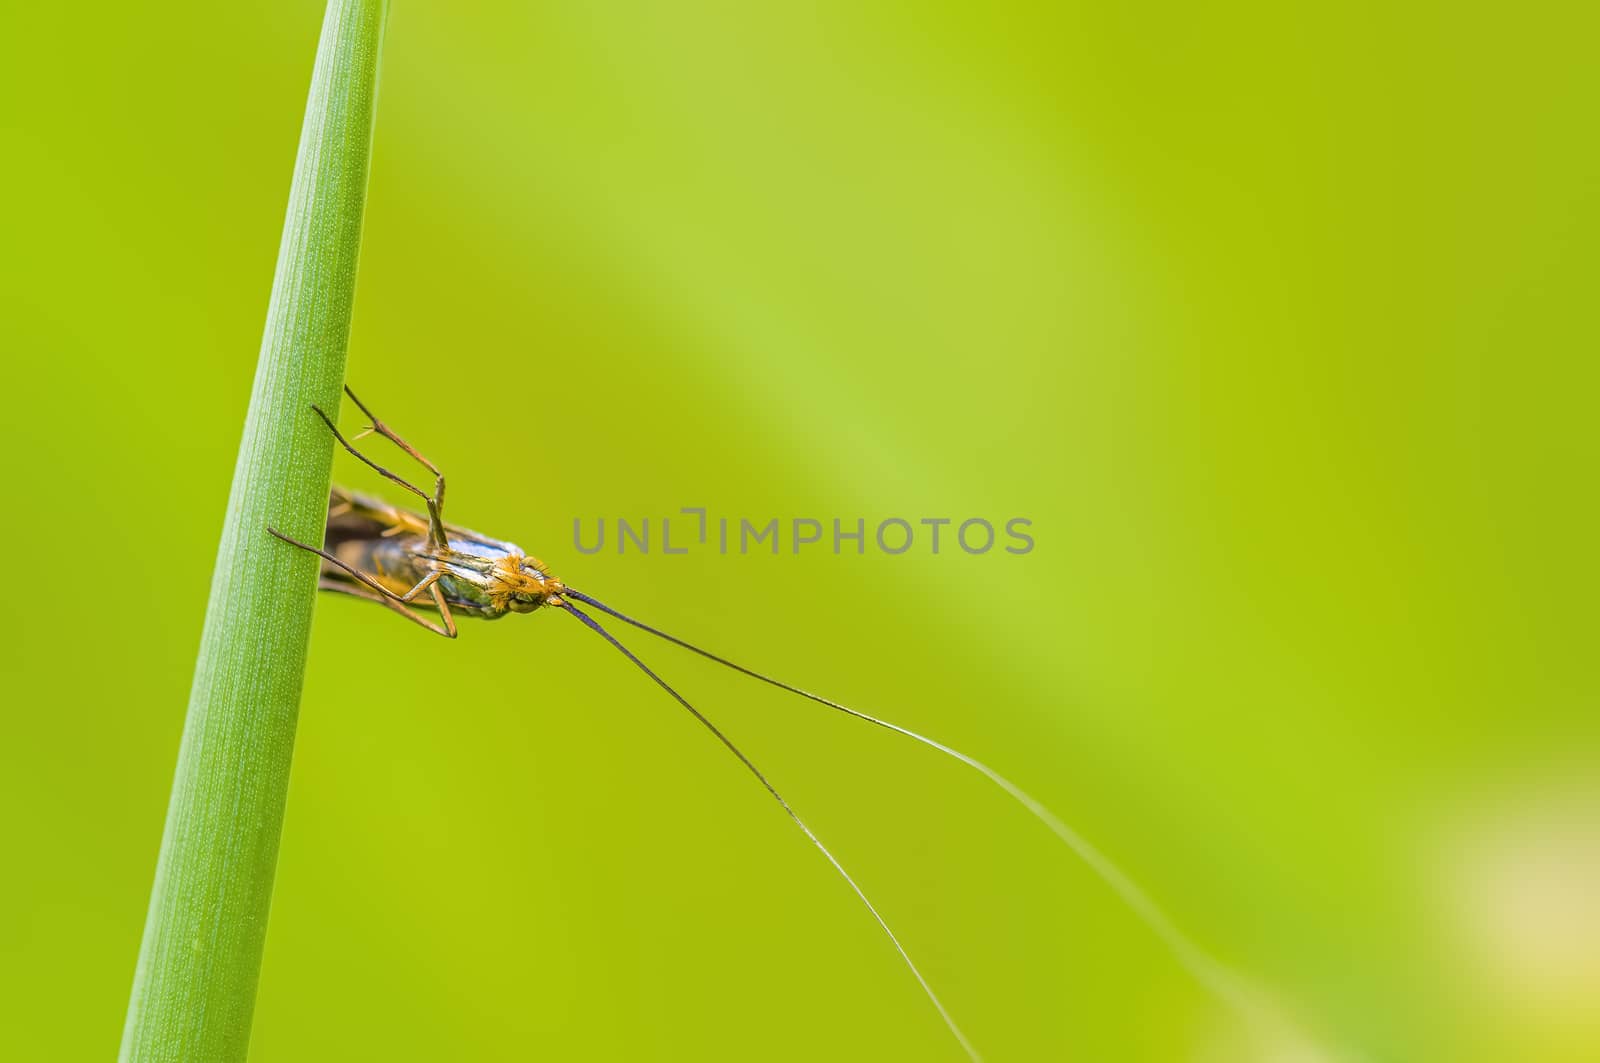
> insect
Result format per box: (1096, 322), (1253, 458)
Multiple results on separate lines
(269, 387), (1261, 1062)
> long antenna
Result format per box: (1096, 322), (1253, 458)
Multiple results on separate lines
(560, 600), (981, 1063)
(561, 587), (1256, 1016)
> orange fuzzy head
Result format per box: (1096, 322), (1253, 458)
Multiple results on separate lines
(490, 555), (564, 613)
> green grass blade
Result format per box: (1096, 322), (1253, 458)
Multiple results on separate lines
(120, 3), (389, 1059)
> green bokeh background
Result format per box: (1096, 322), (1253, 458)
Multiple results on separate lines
(3, 3), (1597, 1060)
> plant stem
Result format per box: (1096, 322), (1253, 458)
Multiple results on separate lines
(120, 3), (388, 1059)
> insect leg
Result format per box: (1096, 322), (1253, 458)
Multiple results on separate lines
(307, 389), (448, 550)
(315, 578), (457, 639)
(338, 386), (449, 549)
(268, 526), (410, 603)
(426, 581), (459, 638)
(395, 570), (460, 636)
(271, 528), (458, 639)
(397, 571), (443, 601)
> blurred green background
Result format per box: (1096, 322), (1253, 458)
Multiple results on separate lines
(3, 2), (1597, 1060)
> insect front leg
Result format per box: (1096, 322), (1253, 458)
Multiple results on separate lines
(309, 385), (449, 550)
(397, 570), (444, 602)
(426, 581), (458, 638)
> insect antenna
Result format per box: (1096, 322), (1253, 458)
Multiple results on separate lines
(560, 600), (981, 1063)
(561, 588), (1253, 1014)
